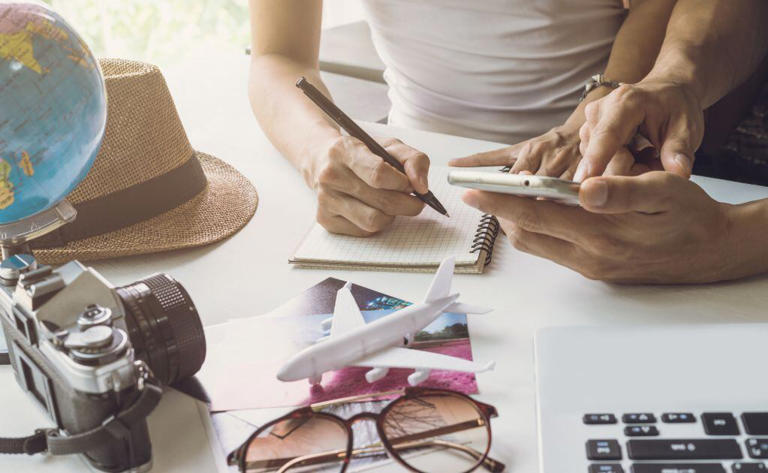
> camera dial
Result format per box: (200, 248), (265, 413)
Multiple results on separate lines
(77, 304), (113, 327)
(60, 326), (130, 366)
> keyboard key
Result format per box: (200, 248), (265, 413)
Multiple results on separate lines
(585, 413), (618, 425)
(703, 413), (741, 435)
(587, 439), (622, 460)
(589, 464), (624, 473)
(631, 464), (725, 473)
(623, 413), (657, 424)
(662, 412), (697, 423)
(625, 425), (660, 437)
(746, 439), (768, 459)
(627, 439), (742, 460)
(743, 413), (768, 435)
(733, 462), (767, 472)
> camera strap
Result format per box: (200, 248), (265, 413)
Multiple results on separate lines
(0, 379), (162, 456)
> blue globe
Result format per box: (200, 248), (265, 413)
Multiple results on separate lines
(0, 1), (106, 224)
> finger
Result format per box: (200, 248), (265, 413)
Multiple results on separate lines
(603, 148), (636, 176)
(628, 162), (651, 176)
(628, 133), (659, 163)
(321, 188), (397, 233)
(317, 212), (376, 237)
(449, 145), (521, 167)
(339, 194), (396, 233)
(341, 141), (412, 192)
(560, 159), (580, 180)
(499, 218), (579, 264)
(462, 189), (595, 243)
(345, 171), (425, 217)
(537, 146), (577, 177)
(386, 141), (431, 194)
(578, 171), (683, 214)
(576, 90), (646, 181)
(578, 123), (590, 158)
(658, 117), (695, 178)
(511, 143), (542, 174)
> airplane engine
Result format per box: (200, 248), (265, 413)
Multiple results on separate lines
(365, 367), (389, 383)
(407, 369), (430, 386)
(320, 317), (333, 331)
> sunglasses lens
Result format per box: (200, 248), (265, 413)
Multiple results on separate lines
(380, 393), (490, 473)
(242, 414), (349, 472)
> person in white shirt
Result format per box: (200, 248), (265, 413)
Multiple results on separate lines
(248, 0), (768, 283)
(461, 0), (768, 283)
(248, 0), (676, 236)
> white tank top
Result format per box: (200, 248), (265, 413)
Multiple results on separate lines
(361, 0), (626, 144)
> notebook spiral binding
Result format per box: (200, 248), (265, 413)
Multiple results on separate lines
(470, 215), (500, 265)
(468, 165), (510, 266)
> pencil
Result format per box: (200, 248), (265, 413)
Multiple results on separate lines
(296, 77), (449, 218)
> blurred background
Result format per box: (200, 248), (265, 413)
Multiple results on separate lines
(36, 0), (392, 146)
(40, 0), (364, 66)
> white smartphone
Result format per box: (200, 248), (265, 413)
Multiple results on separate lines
(447, 170), (581, 205)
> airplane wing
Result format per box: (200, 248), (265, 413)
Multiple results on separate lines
(444, 302), (492, 315)
(352, 346), (494, 373)
(330, 283), (367, 336)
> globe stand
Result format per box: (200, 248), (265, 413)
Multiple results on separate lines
(0, 200), (77, 260)
(0, 200), (76, 363)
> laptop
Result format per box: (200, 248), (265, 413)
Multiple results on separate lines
(535, 324), (768, 473)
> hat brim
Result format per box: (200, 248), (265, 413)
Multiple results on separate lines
(33, 152), (258, 264)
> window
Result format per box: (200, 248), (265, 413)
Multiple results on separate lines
(42, 0), (251, 65)
(41, 1), (364, 68)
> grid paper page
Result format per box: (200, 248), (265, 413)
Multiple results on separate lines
(292, 166), (485, 266)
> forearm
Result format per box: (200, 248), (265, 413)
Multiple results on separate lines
(562, 0), (675, 130)
(645, 0), (768, 108)
(723, 199), (768, 280)
(249, 56), (340, 186)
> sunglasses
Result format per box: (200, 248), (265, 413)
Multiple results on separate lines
(227, 387), (506, 473)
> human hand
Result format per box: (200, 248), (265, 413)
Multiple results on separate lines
(575, 80), (705, 181)
(306, 135), (427, 236)
(462, 171), (738, 284)
(449, 126), (582, 179)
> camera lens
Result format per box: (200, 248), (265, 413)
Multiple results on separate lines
(116, 274), (206, 386)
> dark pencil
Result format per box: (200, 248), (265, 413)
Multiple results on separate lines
(295, 77), (450, 218)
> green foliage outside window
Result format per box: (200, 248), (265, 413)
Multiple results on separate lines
(39, 0), (250, 63)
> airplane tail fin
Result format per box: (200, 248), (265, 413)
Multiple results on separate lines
(424, 257), (455, 302)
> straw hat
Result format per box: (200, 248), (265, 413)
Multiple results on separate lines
(31, 59), (258, 263)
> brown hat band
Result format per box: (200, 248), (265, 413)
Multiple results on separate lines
(32, 155), (207, 249)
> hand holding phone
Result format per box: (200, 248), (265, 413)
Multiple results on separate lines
(447, 170), (580, 205)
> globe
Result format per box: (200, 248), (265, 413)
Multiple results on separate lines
(0, 1), (106, 225)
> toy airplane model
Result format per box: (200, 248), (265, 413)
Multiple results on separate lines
(277, 257), (495, 386)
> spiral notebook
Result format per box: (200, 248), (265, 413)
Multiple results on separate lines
(289, 166), (500, 273)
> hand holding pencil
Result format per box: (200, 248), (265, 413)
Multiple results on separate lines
(296, 78), (449, 238)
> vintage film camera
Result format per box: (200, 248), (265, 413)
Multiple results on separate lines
(0, 202), (206, 472)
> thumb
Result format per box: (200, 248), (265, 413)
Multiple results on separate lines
(659, 124), (695, 178)
(579, 172), (678, 214)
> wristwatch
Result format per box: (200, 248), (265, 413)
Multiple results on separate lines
(579, 73), (622, 102)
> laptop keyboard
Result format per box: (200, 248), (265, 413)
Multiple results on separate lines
(583, 411), (768, 473)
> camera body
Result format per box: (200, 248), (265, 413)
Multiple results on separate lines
(0, 254), (205, 472)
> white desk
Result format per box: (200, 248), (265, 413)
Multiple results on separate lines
(2, 55), (768, 472)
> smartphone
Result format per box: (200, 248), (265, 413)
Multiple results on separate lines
(447, 170), (581, 205)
